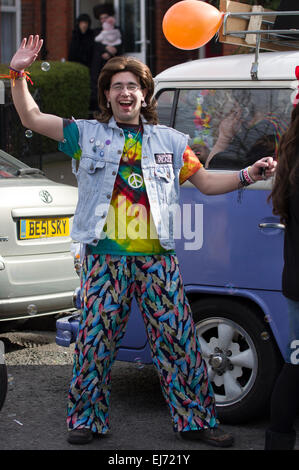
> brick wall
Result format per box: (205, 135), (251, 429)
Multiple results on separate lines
(21, 0), (41, 38)
(46, 0), (73, 60)
(154, 0), (199, 74)
(20, 0), (73, 61)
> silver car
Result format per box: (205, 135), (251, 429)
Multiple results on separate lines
(0, 148), (79, 322)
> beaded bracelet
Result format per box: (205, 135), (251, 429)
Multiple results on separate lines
(239, 166), (255, 187)
(237, 166), (257, 203)
(0, 67), (33, 87)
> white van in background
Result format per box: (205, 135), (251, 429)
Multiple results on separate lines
(152, 50), (297, 423)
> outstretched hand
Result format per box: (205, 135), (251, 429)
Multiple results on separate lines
(249, 156), (277, 181)
(10, 35), (43, 72)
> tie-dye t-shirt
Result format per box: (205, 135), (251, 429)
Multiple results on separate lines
(59, 119), (202, 255)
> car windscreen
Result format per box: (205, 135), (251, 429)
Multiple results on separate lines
(0, 150), (45, 179)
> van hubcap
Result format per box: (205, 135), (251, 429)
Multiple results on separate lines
(209, 348), (233, 375)
(196, 317), (258, 406)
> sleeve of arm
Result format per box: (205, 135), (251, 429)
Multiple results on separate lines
(179, 145), (203, 185)
(58, 119), (82, 160)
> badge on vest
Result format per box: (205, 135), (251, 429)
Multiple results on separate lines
(154, 153), (173, 164)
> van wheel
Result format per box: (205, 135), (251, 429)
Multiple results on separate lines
(191, 297), (283, 424)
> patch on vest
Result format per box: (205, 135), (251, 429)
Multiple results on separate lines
(154, 153), (173, 164)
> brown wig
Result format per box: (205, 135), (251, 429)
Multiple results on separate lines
(268, 103), (299, 224)
(95, 56), (158, 124)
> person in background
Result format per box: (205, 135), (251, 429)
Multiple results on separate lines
(90, 3), (122, 112)
(265, 97), (299, 451)
(68, 13), (94, 69)
(94, 15), (122, 50)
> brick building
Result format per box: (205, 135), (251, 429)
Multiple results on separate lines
(0, 0), (225, 75)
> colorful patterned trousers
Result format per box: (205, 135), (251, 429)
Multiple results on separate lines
(67, 254), (217, 433)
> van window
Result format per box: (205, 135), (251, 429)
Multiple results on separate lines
(156, 89), (175, 126)
(158, 88), (292, 170)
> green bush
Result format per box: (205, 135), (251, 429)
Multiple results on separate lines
(29, 61), (90, 119)
(0, 61), (91, 154)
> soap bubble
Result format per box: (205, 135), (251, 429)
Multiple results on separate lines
(225, 283), (236, 295)
(27, 304), (37, 315)
(134, 357), (144, 370)
(25, 129), (33, 139)
(41, 62), (50, 72)
(8, 374), (14, 388)
(261, 331), (270, 341)
(62, 331), (72, 341)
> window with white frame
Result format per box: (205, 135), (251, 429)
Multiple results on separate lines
(0, 0), (21, 64)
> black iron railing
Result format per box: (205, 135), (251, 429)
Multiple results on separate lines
(0, 82), (43, 169)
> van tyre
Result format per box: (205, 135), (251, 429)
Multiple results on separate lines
(191, 297), (283, 424)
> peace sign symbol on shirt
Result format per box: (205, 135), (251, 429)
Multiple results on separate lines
(128, 173), (143, 189)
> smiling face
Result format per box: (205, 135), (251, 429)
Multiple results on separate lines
(104, 71), (147, 125)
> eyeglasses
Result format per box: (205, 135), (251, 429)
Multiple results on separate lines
(110, 83), (141, 92)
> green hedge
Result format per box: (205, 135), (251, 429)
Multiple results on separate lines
(0, 61), (90, 154)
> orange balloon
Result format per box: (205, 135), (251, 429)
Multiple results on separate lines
(162, 0), (224, 50)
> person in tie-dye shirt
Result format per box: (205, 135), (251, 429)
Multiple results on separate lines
(10, 36), (276, 448)
(61, 119), (202, 255)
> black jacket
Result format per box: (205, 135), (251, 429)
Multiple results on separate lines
(89, 25), (123, 110)
(282, 170), (299, 300)
(68, 27), (94, 68)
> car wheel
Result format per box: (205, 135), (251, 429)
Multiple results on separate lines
(191, 297), (283, 424)
(0, 363), (7, 412)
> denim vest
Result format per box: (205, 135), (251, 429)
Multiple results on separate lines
(71, 117), (188, 250)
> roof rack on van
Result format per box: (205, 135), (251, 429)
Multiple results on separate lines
(219, 1), (299, 80)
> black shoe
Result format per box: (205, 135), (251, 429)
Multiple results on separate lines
(264, 428), (296, 450)
(67, 428), (93, 445)
(179, 427), (234, 448)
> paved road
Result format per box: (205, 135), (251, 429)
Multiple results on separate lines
(0, 330), (298, 456)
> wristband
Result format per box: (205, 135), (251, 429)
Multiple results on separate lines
(243, 166), (255, 184)
(0, 67), (33, 87)
(239, 166), (255, 187)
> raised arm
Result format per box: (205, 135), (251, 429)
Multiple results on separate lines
(10, 35), (63, 142)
